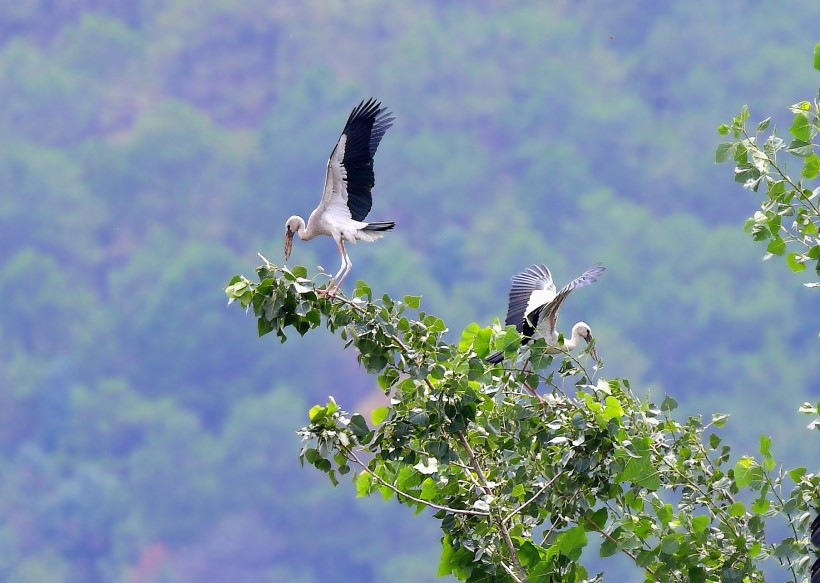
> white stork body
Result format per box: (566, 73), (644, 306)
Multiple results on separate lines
(487, 263), (605, 364)
(284, 98), (395, 295)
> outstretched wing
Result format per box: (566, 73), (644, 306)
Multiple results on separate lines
(318, 98), (395, 222)
(504, 264), (556, 333)
(532, 262), (605, 337)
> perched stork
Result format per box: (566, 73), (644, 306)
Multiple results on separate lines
(486, 263), (605, 365)
(284, 98), (396, 295)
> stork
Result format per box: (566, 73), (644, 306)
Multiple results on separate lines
(486, 263), (605, 365)
(284, 98), (395, 295)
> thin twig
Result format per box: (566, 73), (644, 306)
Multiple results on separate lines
(343, 447), (490, 517)
(457, 431), (529, 583)
(582, 516), (662, 583)
(502, 474), (560, 524)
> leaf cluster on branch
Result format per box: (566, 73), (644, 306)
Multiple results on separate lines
(715, 45), (820, 286)
(225, 259), (819, 583)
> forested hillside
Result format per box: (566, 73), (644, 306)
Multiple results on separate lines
(0, 2), (817, 582)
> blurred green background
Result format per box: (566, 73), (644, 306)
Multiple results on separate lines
(0, 1), (818, 581)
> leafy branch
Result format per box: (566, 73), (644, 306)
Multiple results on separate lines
(225, 261), (819, 582)
(715, 51), (820, 286)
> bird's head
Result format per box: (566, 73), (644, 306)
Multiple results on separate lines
(574, 321), (598, 362)
(284, 216), (304, 261)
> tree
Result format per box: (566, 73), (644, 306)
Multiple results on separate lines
(225, 46), (820, 583)
(226, 258), (818, 583)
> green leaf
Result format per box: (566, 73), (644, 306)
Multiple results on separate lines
(751, 497), (770, 514)
(691, 515), (709, 533)
(377, 368), (399, 390)
(353, 280), (372, 300)
(308, 404), (324, 421)
(787, 467), (806, 482)
(789, 112), (811, 142)
(759, 434), (775, 471)
(437, 535), (455, 576)
(602, 395), (624, 421)
(688, 566), (706, 583)
(766, 236), (786, 256)
(356, 472), (372, 497)
(803, 153), (820, 179)
(756, 117), (771, 133)
(734, 457), (756, 487)
(715, 142), (736, 163)
(660, 395), (678, 412)
(728, 501), (746, 517)
(717, 124), (730, 136)
(348, 414), (370, 438)
(420, 477), (438, 501)
(257, 317), (273, 337)
(786, 139), (814, 157)
(458, 322), (480, 353)
(814, 42), (820, 71)
(655, 503), (673, 526)
(599, 534), (618, 557)
(759, 434), (771, 456)
(616, 437), (659, 490)
(786, 252), (806, 272)
(554, 526), (588, 561)
(711, 412), (729, 427)
(473, 328), (492, 358)
(586, 507), (608, 530)
(402, 295), (421, 309)
(660, 535), (680, 555)
(408, 409), (430, 425)
(371, 406), (390, 425)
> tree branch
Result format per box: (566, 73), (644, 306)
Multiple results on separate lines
(342, 446), (490, 517)
(457, 430), (528, 583)
(582, 516), (662, 583)
(502, 474), (560, 524)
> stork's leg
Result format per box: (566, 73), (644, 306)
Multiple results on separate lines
(332, 241), (353, 293)
(325, 240), (349, 297)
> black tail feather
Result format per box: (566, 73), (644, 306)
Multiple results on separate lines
(362, 221), (395, 232)
(486, 350), (504, 364)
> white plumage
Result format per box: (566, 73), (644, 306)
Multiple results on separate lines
(487, 263), (605, 364)
(284, 98), (395, 295)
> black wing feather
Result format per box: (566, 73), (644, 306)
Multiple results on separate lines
(504, 264), (553, 332)
(339, 98), (395, 222)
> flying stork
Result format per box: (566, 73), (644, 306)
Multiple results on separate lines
(284, 98), (396, 295)
(486, 263), (605, 365)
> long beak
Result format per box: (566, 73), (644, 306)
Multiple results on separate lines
(284, 229), (294, 261)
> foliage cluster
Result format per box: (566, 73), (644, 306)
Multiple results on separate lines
(715, 44), (820, 286)
(226, 262), (820, 582)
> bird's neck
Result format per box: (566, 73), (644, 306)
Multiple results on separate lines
(296, 217), (313, 240)
(562, 333), (580, 351)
